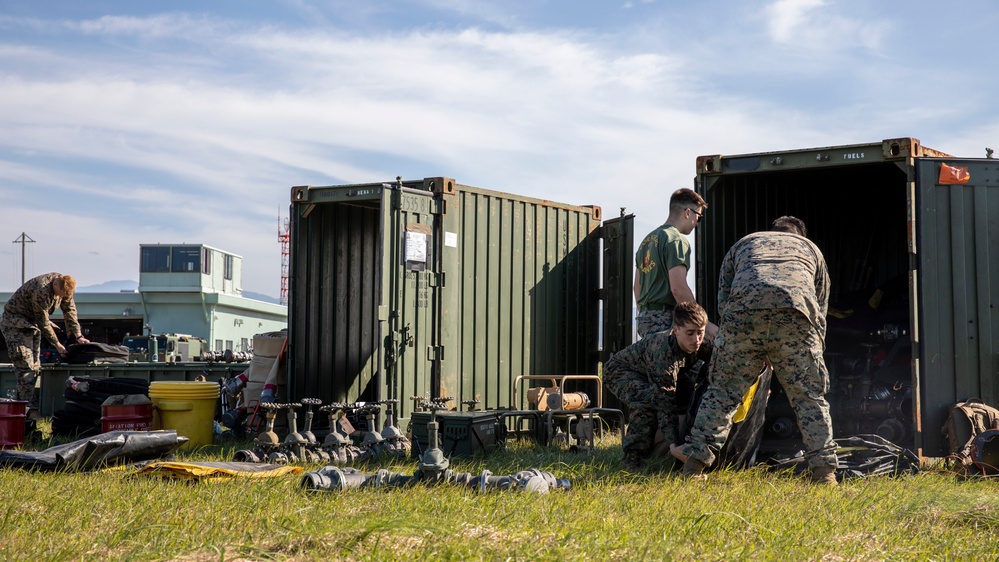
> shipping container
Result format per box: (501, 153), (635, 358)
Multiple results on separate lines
(694, 137), (998, 458)
(287, 178), (634, 426)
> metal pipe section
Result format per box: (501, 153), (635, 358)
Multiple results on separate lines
(301, 466), (570, 494)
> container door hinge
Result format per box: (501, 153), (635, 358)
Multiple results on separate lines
(427, 346), (444, 361)
(431, 199), (445, 215)
(429, 272), (445, 287)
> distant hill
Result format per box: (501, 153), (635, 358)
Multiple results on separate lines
(242, 291), (282, 305)
(78, 280), (139, 292)
(78, 280), (282, 304)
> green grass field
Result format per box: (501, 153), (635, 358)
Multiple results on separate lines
(2, 426), (998, 561)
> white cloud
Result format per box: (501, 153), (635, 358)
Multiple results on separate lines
(0, 5), (994, 297)
(764, 0), (888, 51)
(766, 0), (825, 43)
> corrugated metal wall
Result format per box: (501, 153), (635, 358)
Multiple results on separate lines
(916, 159), (999, 454)
(439, 184), (602, 411)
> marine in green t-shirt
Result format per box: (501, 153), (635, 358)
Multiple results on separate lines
(633, 188), (717, 340)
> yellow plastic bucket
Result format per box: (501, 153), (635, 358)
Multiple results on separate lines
(149, 381), (219, 449)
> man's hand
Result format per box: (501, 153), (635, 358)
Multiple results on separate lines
(76, 335), (90, 344)
(705, 321), (719, 341)
(56, 342), (68, 356)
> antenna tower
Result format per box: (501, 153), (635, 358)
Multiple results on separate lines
(278, 213), (290, 306)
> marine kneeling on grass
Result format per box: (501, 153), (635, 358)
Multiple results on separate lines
(604, 300), (708, 472)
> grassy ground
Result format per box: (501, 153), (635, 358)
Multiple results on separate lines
(1, 423), (998, 561)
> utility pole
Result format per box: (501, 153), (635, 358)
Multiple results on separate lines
(12, 232), (35, 286)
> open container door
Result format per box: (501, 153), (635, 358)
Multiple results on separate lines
(287, 181), (438, 422)
(600, 210), (635, 363)
(914, 158), (999, 457)
(600, 210), (634, 414)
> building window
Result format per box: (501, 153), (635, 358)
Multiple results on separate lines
(171, 246), (200, 272)
(141, 247), (170, 272)
(240, 338), (248, 352)
(215, 339), (223, 352)
(202, 248), (212, 275)
(224, 255), (234, 280)
(225, 340), (233, 351)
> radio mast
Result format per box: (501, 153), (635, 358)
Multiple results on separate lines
(278, 213), (290, 306)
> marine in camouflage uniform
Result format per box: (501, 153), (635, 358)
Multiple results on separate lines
(605, 301), (707, 470)
(635, 309), (673, 340)
(1, 272), (86, 415)
(681, 217), (838, 476)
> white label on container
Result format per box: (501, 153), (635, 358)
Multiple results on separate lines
(405, 231), (427, 262)
(445, 231), (458, 248)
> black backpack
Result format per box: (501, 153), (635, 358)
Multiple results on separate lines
(942, 399), (999, 475)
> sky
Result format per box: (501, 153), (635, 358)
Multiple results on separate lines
(1, 0), (997, 299)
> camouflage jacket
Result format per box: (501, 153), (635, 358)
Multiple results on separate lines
(604, 331), (697, 392)
(717, 231), (830, 336)
(2, 272), (82, 346)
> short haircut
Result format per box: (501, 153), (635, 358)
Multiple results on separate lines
(771, 216), (807, 237)
(60, 275), (77, 296)
(669, 188), (707, 214)
(673, 300), (707, 329)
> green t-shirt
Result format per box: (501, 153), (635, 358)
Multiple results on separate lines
(635, 224), (690, 310)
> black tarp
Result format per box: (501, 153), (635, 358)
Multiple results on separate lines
(64, 342), (130, 364)
(0, 430), (188, 471)
(683, 366), (772, 469)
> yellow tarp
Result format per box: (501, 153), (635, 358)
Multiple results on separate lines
(136, 461), (304, 482)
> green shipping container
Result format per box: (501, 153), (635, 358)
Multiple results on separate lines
(287, 178), (634, 426)
(695, 137), (999, 458)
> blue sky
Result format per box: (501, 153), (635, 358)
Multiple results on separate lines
(2, 0), (997, 297)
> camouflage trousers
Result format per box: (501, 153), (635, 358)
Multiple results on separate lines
(605, 368), (681, 458)
(0, 315), (41, 409)
(683, 308), (837, 470)
(636, 309), (673, 339)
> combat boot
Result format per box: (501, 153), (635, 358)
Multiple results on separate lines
(681, 458), (708, 481)
(621, 451), (646, 472)
(24, 418), (43, 442)
(810, 465), (838, 486)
